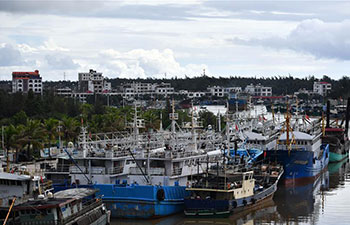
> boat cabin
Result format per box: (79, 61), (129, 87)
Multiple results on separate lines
(187, 171), (255, 201)
(14, 188), (108, 225)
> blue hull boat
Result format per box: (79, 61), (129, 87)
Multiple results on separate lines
(264, 144), (329, 185)
(94, 183), (190, 219)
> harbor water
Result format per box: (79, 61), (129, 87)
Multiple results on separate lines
(110, 158), (350, 225)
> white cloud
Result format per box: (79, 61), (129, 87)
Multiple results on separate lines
(0, 44), (36, 67)
(231, 19), (350, 61)
(40, 39), (69, 52)
(45, 53), (80, 70)
(99, 48), (208, 78)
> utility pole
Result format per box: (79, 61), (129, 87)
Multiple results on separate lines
(2, 126), (9, 173)
(57, 122), (62, 149)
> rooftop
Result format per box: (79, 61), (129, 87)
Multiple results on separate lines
(0, 172), (31, 181)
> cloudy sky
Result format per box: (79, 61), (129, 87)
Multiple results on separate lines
(1, 0), (350, 81)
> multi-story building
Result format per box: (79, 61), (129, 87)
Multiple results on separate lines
(225, 87), (242, 94)
(207, 86), (242, 97)
(120, 82), (174, 98)
(187, 91), (206, 99)
(55, 87), (73, 98)
(78, 69), (111, 94)
(155, 82), (174, 96)
(207, 86), (225, 97)
(313, 81), (331, 96)
(245, 83), (272, 96)
(12, 70), (43, 94)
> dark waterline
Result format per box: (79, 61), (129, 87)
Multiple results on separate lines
(110, 158), (350, 225)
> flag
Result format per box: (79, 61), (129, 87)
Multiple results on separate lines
(305, 114), (310, 120)
(263, 116), (267, 121)
(235, 124), (239, 131)
(305, 114), (311, 124)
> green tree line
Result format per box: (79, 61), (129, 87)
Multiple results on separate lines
(0, 91), (194, 161)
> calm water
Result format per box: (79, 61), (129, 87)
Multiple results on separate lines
(111, 158), (350, 225)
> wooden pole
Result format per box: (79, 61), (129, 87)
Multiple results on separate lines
(3, 197), (16, 225)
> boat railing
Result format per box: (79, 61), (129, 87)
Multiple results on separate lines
(69, 166), (87, 174)
(108, 166), (124, 174)
(191, 181), (241, 190)
(44, 165), (70, 173)
(172, 167), (182, 176)
(4, 198), (102, 225)
(129, 167), (165, 175)
(62, 198), (103, 225)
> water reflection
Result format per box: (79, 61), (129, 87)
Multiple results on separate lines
(111, 158), (350, 225)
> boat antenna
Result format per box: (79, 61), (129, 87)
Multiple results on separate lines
(272, 103), (275, 124)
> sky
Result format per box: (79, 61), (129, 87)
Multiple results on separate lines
(0, 0), (350, 81)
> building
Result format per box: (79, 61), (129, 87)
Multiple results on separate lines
(120, 82), (174, 98)
(187, 91), (206, 99)
(55, 87), (73, 98)
(207, 86), (242, 97)
(78, 69), (111, 94)
(12, 70), (43, 94)
(313, 81), (331, 96)
(225, 87), (242, 94)
(245, 83), (272, 96)
(207, 86), (225, 97)
(155, 82), (174, 96)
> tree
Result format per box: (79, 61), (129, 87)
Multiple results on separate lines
(62, 117), (80, 144)
(43, 118), (59, 147)
(17, 119), (46, 160)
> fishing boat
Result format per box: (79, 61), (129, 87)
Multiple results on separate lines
(322, 100), (350, 163)
(45, 102), (223, 219)
(12, 188), (110, 225)
(183, 163), (283, 218)
(323, 127), (349, 163)
(263, 105), (329, 185)
(94, 182), (189, 219)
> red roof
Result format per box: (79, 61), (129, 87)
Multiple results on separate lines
(12, 70), (39, 76)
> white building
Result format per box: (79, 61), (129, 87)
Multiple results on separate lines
(245, 83), (272, 96)
(12, 70), (43, 94)
(225, 87), (242, 94)
(56, 87), (73, 97)
(78, 69), (111, 94)
(207, 86), (242, 97)
(155, 82), (174, 96)
(313, 81), (331, 96)
(120, 82), (174, 98)
(187, 91), (206, 99)
(207, 86), (225, 97)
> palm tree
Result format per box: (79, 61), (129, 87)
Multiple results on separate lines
(142, 109), (161, 131)
(3, 124), (22, 164)
(17, 119), (46, 160)
(62, 117), (80, 144)
(43, 118), (59, 147)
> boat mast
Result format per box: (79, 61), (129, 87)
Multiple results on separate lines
(225, 101), (231, 158)
(191, 103), (197, 152)
(169, 99), (178, 151)
(217, 110), (221, 132)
